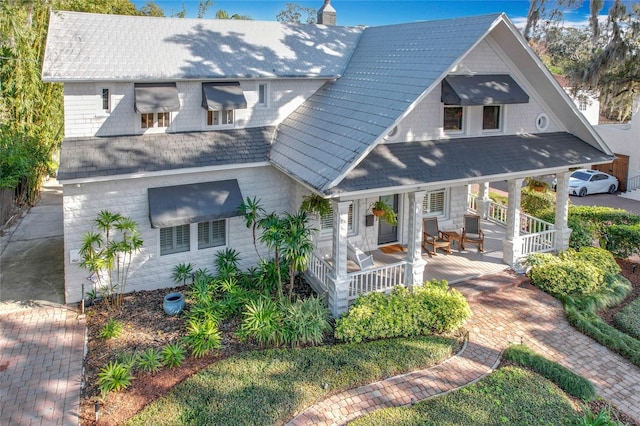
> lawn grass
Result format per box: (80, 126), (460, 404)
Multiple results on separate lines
(126, 336), (458, 426)
(350, 366), (578, 426)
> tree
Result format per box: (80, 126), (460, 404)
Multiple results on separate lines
(215, 9), (252, 20)
(276, 3), (316, 24)
(140, 1), (164, 17)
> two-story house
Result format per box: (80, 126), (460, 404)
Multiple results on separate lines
(42, 3), (614, 316)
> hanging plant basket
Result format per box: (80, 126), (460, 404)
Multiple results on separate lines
(372, 208), (385, 217)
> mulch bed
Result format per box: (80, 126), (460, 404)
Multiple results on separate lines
(80, 261), (640, 425)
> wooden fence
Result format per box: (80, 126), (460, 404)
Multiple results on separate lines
(0, 187), (16, 227)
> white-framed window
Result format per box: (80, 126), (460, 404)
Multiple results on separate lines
(160, 224), (190, 256)
(257, 83), (268, 107)
(320, 203), (355, 237)
(482, 105), (502, 131)
(141, 112), (171, 129)
(443, 106), (464, 132)
(96, 86), (112, 116)
(198, 220), (226, 250)
(206, 109), (234, 127)
(423, 189), (447, 217)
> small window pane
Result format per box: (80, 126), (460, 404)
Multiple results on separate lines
(101, 88), (110, 111)
(160, 225), (190, 255)
(258, 84), (266, 105)
(212, 111), (219, 125)
(141, 113), (154, 129)
(223, 110), (234, 125)
(423, 190), (446, 216)
(198, 220), (226, 249)
(157, 112), (170, 128)
(482, 106), (501, 130)
(444, 106), (463, 131)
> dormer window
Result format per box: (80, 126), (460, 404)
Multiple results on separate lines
(134, 83), (180, 132)
(207, 110), (234, 126)
(482, 105), (501, 131)
(443, 106), (464, 131)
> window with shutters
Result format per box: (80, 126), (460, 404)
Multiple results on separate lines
(198, 220), (226, 249)
(423, 189), (447, 217)
(160, 224), (190, 255)
(320, 203), (355, 237)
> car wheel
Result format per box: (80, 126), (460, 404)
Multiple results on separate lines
(578, 187), (587, 197)
(608, 184), (616, 194)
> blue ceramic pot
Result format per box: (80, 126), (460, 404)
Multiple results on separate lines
(163, 292), (185, 316)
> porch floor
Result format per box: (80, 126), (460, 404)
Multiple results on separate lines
(370, 219), (509, 284)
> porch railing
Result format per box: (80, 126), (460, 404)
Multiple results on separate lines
(307, 251), (332, 292)
(627, 175), (640, 192)
(520, 230), (556, 254)
(349, 261), (406, 301)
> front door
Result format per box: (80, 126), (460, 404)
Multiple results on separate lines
(377, 194), (398, 245)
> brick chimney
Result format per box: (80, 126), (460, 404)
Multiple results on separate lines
(317, 0), (336, 26)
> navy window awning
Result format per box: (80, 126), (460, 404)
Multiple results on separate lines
(202, 82), (247, 111)
(441, 74), (529, 106)
(134, 82), (181, 113)
(148, 180), (244, 228)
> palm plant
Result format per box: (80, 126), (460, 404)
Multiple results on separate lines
(258, 212), (286, 298)
(281, 211), (315, 298)
(172, 262), (194, 286)
(238, 196), (265, 259)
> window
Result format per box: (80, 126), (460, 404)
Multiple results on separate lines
(443, 106), (463, 131)
(141, 112), (171, 129)
(160, 225), (190, 255)
(198, 220), (226, 249)
(101, 88), (110, 111)
(423, 190), (447, 217)
(207, 110), (234, 126)
(258, 83), (267, 106)
(482, 105), (501, 130)
(320, 203), (354, 237)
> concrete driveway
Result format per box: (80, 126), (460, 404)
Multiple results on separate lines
(0, 179), (65, 311)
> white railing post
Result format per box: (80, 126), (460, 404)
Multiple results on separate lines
(554, 171), (572, 252)
(503, 178), (524, 267)
(406, 191), (426, 290)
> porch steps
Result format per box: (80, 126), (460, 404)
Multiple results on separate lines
(451, 270), (530, 301)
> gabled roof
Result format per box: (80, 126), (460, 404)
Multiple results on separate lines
(42, 11), (363, 82)
(270, 14), (503, 193)
(331, 132), (615, 195)
(57, 127), (274, 182)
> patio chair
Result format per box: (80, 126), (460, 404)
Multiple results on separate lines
(462, 214), (485, 252)
(422, 217), (451, 255)
(347, 241), (375, 270)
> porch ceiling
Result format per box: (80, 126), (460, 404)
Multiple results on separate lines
(329, 132), (615, 195)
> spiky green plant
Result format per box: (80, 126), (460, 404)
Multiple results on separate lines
(160, 343), (186, 368)
(99, 318), (123, 339)
(97, 361), (134, 398)
(136, 347), (163, 374)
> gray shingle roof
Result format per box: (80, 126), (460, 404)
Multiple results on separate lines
(270, 14), (503, 193)
(42, 11), (363, 81)
(57, 127), (274, 181)
(330, 132), (615, 195)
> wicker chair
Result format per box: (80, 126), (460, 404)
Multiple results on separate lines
(422, 217), (451, 255)
(462, 214), (485, 252)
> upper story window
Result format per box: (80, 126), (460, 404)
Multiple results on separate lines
(258, 83), (268, 106)
(202, 82), (247, 128)
(134, 83), (180, 132)
(207, 110), (234, 126)
(443, 106), (464, 132)
(141, 112), (171, 129)
(320, 203), (355, 237)
(482, 106), (501, 131)
(101, 88), (110, 112)
(578, 96), (588, 111)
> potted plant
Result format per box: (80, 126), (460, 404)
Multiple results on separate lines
(370, 200), (397, 225)
(300, 193), (331, 218)
(525, 177), (549, 192)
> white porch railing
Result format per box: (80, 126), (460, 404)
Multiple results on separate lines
(468, 192), (556, 256)
(307, 251), (332, 292)
(627, 175), (640, 192)
(349, 261), (406, 301)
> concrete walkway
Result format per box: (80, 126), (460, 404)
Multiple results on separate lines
(0, 179), (85, 425)
(288, 271), (640, 426)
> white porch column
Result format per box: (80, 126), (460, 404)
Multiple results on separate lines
(554, 171), (572, 252)
(502, 178), (524, 267)
(478, 182), (490, 218)
(405, 191), (427, 290)
(328, 200), (351, 317)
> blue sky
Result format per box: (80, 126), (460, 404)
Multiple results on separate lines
(133, 0), (620, 28)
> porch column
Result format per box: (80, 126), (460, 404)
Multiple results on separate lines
(554, 171), (572, 251)
(328, 200), (351, 317)
(478, 182), (490, 218)
(502, 178), (524, 267)
(405, 191), (427, 290)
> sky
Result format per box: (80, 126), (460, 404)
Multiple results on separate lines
(132, 0), (622, 28)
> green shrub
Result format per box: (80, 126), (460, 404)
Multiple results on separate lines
(114, 350), (138, 372)
(614, 296), (640, 340)
(528, 258), (604, 297)
(99, 318), (123, 339)
(238, 297), (284, 347)
(521, 187), (555, 217)
(136, 347), (163, 374)
(214, 247), (241, 279)
(567, 247), (620, 277)
(502, 344), (596, 401)
(183, 318), (222, 358)
(97, 361), (134, 398)
(575, 404), (626, 425)
(160, 343), (187, 368)
(567, 214), (599, 249)
(282, 297), (331, 347)
(604, 224), (640, 258)
(334, 281), (471, 343)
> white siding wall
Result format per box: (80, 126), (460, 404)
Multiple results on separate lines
(62, 166), (295, 302)
(63, 79), (326, 138)
(390, 38), (564, 143)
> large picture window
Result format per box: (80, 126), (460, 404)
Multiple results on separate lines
(423, 189), (447, 217)
(160, 224), (190, 255)
(443, 106), (463, 131)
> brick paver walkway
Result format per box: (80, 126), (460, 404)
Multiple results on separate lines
(288, 271), (640, 426)
(0, 306), (85, 425)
